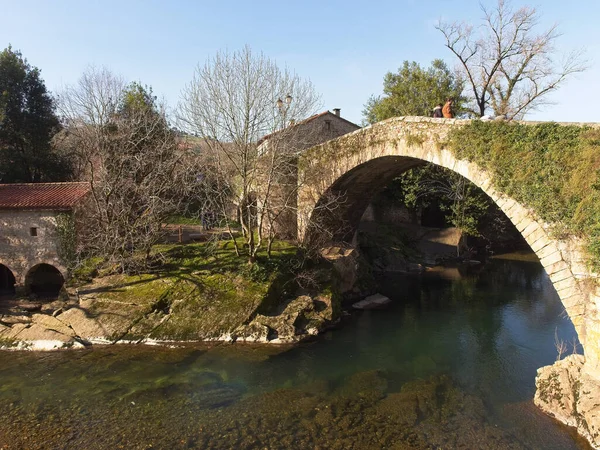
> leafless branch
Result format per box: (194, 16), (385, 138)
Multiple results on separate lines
(437, 0), (586, 119)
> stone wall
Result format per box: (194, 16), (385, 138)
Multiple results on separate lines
(259, 111), (360, 239)
(258, 111), (360, 155)
(293, 112), (361, 149)
(0, 210), (67, 285)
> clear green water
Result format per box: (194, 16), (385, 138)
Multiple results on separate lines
(0, 258), (591, 449)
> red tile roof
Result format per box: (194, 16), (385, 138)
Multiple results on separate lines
(0, 182), (91, 210)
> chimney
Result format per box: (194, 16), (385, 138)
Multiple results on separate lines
(333, 108), (340, 117)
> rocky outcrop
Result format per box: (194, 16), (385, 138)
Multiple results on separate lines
(320, 246), (359, 294)
(534, 354), (600, 449)
(235, 294), (336, 344)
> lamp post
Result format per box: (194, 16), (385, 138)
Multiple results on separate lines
(276, 94), (293, 129)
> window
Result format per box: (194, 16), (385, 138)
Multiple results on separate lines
(30, 227), (38, 237)
(324, 120), (331, 131)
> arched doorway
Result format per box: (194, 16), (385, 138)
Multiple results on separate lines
(25, 264), (65, 299)
(0, 264), (16, 297)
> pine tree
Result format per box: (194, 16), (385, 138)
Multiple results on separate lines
(0, 46), (70, 182)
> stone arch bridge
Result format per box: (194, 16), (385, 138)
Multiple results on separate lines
(295, 116), (600, 375)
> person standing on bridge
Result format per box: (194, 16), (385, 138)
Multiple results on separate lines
(432, 104), (443, 118)
(442, 98), (454, 118)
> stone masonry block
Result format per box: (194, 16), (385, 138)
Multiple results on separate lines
(558, 284), (583, 301)
(494, 196), (509, 209)
(503, 200), (521, 218)
(564, 302), (586, 318)
(521, 220), (541, 239)
(499, 198), (518, 216)
(541, 251), (564, 268)
(454, 160), (471, 179)
(513, 216), (531, 233)
(545, 260), (571, 276)
(558, 286), (583, 301)
(488, 188), (502, 203)
(561, 294), (585, 310)
(538, 242), (561, 260)
(477, 175), (492, 191)
(438, 150), (456, 171)
(553, 276), (578, 293)
(550, 268), (576, 284)
(531, 235), (554, 253)
(509, 206), (532, 230)
(524, 227), (547, 247)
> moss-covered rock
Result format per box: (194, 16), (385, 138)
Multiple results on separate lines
(239, 292), (337, 343)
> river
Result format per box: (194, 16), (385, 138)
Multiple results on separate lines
(0, 256), (591, 449)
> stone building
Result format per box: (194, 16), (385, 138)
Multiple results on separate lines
(0, 182), (90, 297)
(256, 109), (361, 239)
(257, 108), (360, 153)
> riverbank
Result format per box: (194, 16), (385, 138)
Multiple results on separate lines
(0, 258), (588, 449)
(0, 240), (340, 350)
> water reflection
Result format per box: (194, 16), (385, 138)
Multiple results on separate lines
(0, 258), (590, 449)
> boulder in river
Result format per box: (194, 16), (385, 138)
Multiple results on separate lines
(352, 293), (391, 310)
(534, 354), (600, 449)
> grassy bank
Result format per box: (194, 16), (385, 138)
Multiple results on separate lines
(72, 239), (298, 341)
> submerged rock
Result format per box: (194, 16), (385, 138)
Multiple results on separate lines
(352, 293), (391, 310)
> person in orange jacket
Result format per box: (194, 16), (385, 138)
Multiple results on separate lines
(442, 98), (454, 118)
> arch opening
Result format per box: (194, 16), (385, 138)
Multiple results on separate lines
(25, 264), (65, 300)
(305, 156), (425, 247)
(305, 156), (528, 256)
(0, 264), (16, 298)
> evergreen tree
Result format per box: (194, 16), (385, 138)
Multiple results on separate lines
(0, 46), (70, 182)
(363, 60), (495, 240)
(363, 59), (465, 124)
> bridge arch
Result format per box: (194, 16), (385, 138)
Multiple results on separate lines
(298, 117), (592, 363)
(24, 263), (66, 299)
(0, 263), (16, 297)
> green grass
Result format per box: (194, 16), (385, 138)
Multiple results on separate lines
(167, 215), (203, 226)
(75, 239), (300, 340)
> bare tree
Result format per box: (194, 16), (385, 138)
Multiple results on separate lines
(437, 0), (586, 119)
(178, 46), (321, 263)
(57, 68), (196, 272)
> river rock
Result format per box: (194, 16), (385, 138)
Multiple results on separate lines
(58, 307), (107, 340)
(18, 302), (42, 312)
(534, 354), (600, 449)
(352, 293), (391, 310)
(41, 300), (65, 314)
(31, 314), (76, 337)
(407, 263), (424, 273)
(321, 246), (360, 295)
(0, 315), (32, 325)
(245, 294), (335, 343)
(234, 322), (270, 343)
